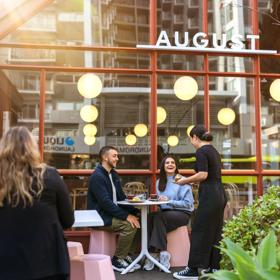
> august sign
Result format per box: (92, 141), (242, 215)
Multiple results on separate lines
(137, 31), (277, 54)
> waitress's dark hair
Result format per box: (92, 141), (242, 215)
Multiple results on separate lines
(190, 125), (213, 142)
(158, 155), (179, 192)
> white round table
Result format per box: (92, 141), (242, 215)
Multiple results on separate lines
(117, 199), (170, 274)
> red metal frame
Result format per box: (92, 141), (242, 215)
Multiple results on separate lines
(39, 69), (46, 160)
(0, 0), (280, 196)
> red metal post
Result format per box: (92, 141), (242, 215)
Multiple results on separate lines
(203, 0), (209, 129)
(252, 0), (263, 196)
(39, 69), (46, 160)
(150, 0), (157, 194)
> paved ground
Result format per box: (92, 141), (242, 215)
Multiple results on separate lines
(115, 267), (184, 280)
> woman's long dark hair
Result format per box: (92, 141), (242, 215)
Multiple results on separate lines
(158, 155), (179, 192)
(190, 125), (213, 141)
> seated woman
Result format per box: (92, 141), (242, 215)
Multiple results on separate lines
(144, 155), (194, 271)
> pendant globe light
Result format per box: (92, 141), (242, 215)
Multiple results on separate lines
(269, 79), (280, 102)
(167, 135), (179, 147)
(77, 73), (102, 98)
(80, 105), (98, 122)
(157, 106), (167, 124)
(134, 123), (148, 137)
(186, 125), (195, 137)
(217, 108), (236, 125)
(83, 124), (97, 136)
(174, 76), (198, 101)
(125, 134), (137, 146)
(84, 136), (96, 145)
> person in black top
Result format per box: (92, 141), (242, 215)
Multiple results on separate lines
(87, 146), (140, 273)
(173, 125), (227, 280)
(0, 126), (74, 280)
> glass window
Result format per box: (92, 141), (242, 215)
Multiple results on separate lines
(43, 72), (150, 170)
(157, 75), (204, 169)
(222, 175), (257, 214)
(209, 76), (256, 169)
(0, 69), (40, 137)
(0, 0), (150, 47)
(261, 78), (280, 170)
(208, 0), (253, 50)
(64, 174), (151, 210)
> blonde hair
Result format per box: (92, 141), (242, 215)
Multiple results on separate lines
(0, 126), (46, 207)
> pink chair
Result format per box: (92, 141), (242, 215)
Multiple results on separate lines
(70, 254), (115, 280)
(88, 230), (118, 257)
(67, 242), (115, 280)
(67, 241), (84, 258)
(167, 226), (190, 267)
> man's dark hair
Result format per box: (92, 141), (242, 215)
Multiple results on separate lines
(98, 146), (118, 162)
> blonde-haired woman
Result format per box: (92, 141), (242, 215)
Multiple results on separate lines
(0, 126), (74, 280)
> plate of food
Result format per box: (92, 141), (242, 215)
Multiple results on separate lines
(125, 197), (145, 203)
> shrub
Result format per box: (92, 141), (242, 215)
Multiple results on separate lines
(220, 185), (280, 270)
(206, 231), (280, 280)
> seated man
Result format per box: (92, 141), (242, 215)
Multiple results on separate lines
(87, 145), (140, 272)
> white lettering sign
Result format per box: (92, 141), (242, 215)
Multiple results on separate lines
(137, 31), (277, 54)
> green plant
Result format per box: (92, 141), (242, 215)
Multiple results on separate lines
(205, 231), (280, 280)
(220, 185), (280, 270)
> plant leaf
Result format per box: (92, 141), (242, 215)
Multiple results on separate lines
(224, 238), (255, 267)
(256, 231), (277, 269)
(205, 270), (240, 280)
(235, 259), (266, 280)
(258, 269), (280, 280)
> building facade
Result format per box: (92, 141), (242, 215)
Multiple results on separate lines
(0, 0), (280, 211)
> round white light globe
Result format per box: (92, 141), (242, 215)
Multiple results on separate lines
(174, 76), (198, 101)
(157, 106), (167, 124)
(83, 124), (97, 136)
(80, 105), (98, 122)
(167, 135), (179, 147)
(134, 123), (148, 137)
(217, 108), (236, 125)
(269, 79), (280, 102)
(84, 136), (96, 145)
(77, 73), (102, 98)
(186, 125), (195, 136)
(125, 134), (137, 146)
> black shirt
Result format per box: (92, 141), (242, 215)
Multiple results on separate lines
(195, 145), (222, 182)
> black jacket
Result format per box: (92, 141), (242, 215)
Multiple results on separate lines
(87, 164), (137, 226)
(0, 167), (74, 280)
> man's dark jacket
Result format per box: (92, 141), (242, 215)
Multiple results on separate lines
(87, 164), (137, 225)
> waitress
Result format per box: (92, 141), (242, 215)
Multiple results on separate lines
(173, 125), (227, 280)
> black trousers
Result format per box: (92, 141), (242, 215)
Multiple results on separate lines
(147, 210), (191, 251)
(37, 275), (68, 280)
(188, 181), (227, 269)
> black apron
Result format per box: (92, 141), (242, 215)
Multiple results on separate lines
(188, 180), (227, 269)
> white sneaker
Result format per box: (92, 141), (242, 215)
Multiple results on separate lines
(160, 251), (171, 270)
(124, 255), (141, 270)
(143, 253), (159, 271)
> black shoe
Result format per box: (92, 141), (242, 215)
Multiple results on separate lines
(111, 256), (130, 272)
(173, 267), (199, 279)
(125, 255), (141, 270)
(201, 268), (219, 275)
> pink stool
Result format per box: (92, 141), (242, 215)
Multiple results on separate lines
(167, 226), (190, 267)
(88, 230), (118, 257)
(67, 241), (84, 258)
(70, 254), (115, 280)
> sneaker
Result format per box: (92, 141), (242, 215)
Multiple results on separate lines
(111, 256), (133, 273)
(201, 268), (218, 275)
(143, 253), (159, 271)
(125, 255), (141, 270)
(173, 267), (199, 279)
(160, 251), (171, 270)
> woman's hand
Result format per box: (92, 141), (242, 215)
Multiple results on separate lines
(158, 195), (168, 201)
